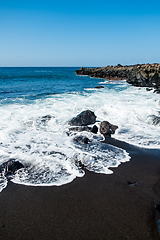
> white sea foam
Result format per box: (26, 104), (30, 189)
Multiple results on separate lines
(0, 80), (159, 192)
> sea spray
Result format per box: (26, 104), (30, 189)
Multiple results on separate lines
(0, 67), (159, 192)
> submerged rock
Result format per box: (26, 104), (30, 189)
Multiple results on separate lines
(69, 126), (92, 132)
(95, 85), (104, 89)
(154, 88), (160, 94)
(69, 125), (98, 134)
(40, 115), (54, 124)
(146, 88), (153, 91)
(68, 110), (96, 126)
(147, 115), (160, 126)
(0, 159), (24, 180)
(100, 121), (118, 137)
(73, 136), (90, 144)
(41, 114), (52, 121)
(74, 159), (85, 170)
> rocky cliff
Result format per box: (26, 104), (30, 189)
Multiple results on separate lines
(76, 63), (160, 91)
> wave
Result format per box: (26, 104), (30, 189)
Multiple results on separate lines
(0, 111), (130, 192)
(0, 68), (160, 192)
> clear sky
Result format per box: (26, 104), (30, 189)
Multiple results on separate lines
(0, 0), (160, 67)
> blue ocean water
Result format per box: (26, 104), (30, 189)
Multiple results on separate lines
(0, 67), (159, 192)
(0, 67), (101, 101)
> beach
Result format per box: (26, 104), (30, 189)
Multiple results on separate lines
(1, 67), (160, 239)
(0, 138), (160, 240)
(1, 0), (160, 237)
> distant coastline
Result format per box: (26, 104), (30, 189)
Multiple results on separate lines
(76, 63), (160, 93)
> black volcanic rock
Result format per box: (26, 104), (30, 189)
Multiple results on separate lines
(0, 159), (24, 180)
(147, 115), (160, 126)
(69, 125), (98, 134)
(68, 110), (96, 126)
(100, 121), (118, 137)
(91, 125), (98, 134)
(73, 136), (90, 144)
(95, 85), (104, 89)
(76, 63), (160, 90)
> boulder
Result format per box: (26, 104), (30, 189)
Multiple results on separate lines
(100, 121), (118, 137)
(68, 110), (96, 126)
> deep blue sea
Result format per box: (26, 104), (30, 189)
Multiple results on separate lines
(0, 67), (160, 192)
(0, 67), (101, 102)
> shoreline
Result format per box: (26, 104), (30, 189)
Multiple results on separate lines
(0, 138), (160, 239)
(76, 64), (160, 91)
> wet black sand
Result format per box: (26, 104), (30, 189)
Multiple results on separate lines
(0, 138), (160, 240)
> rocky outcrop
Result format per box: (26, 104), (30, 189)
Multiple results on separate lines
(68, 110), (96, 126)
(76, 63), (160, 90)
(68, 111), (118, 138)
(127, 64), (160, 88)
(100, 121), (118, 137)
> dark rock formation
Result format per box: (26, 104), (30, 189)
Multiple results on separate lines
(0, 159), (24, 180)
(76, 65), (128, 80)
(127, 65), (160, 88)
(73, 136), (90, 144)
(74, 159), (85, 170)
(154, 89), (160, 94)
(95, 85), (104, 89)
(48, 151), (66, 157)
(100, 121), (118, 137)
(69, 125), (98, 134)
(147, 115), (160, 126)
(41, 115), (52, 121)
(91, 125), (98, 133)
(68, 110), (96, 126)
(76, 63), (160, 90)
(69, 126), (92, 132)
(39, 115), (54, 124)
(146, 88), (153, 91)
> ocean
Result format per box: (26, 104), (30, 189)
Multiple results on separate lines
(0, 67), (160, 192)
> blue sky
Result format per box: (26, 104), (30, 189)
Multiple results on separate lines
(0, 0), (160, 67)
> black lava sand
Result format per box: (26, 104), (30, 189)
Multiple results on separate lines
(0, 138), (160, 240)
